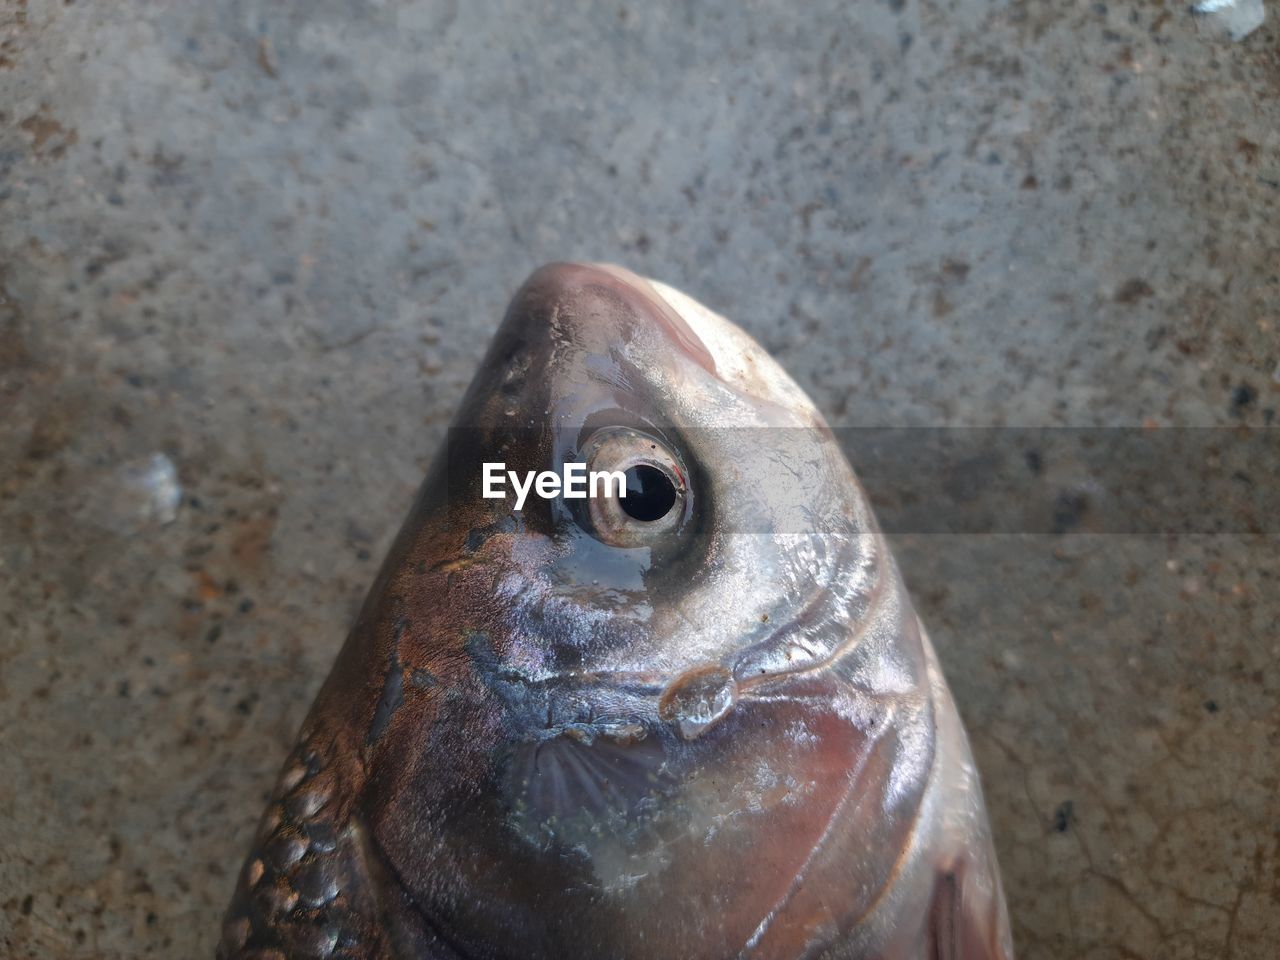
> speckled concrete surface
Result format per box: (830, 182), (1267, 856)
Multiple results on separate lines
(1, 2), (1277, 957)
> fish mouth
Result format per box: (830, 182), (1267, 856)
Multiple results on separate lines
(476, 659), (754, 844)
(483, 660), (792, 851)
(475, 532), (888, 849)
(481, 660), (748, 746)
(481, 532), (887, 750)
(478, 668), (675, 850)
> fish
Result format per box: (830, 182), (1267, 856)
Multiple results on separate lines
(217, 263), (1013, 959)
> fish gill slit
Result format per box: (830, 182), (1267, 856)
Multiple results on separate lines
(352, 813), (485, 960)
(737, 534), (889, 697)
(834, 695), (942, 937)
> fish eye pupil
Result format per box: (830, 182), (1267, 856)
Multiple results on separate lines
(620, 465), (676, 522)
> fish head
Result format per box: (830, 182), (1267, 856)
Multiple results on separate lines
(311, 263), (929, 955)
(431, 261), (883, 686)
(220, 264), (1009, 960)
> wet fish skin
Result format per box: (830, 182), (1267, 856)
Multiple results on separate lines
(218, 263), (1013, 959)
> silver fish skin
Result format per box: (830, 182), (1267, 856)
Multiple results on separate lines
(218, 263), (1013, 960)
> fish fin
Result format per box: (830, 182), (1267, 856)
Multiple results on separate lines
(927, 859), (1014, 960)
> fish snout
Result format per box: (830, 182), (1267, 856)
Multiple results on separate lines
(515, 261), (717, 375)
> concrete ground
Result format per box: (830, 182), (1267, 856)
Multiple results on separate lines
(2, 1), (1277, 957)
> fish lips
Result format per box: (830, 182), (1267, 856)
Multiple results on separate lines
(479, 668), (678, 826)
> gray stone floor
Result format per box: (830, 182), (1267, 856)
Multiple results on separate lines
(2, 2), (1277, 957)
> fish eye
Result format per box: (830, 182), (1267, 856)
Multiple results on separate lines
(579, 427), (689, 546)
(620, 464), (677, 522)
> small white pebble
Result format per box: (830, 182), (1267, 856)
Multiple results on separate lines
(1192, 0), (1266, 41)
